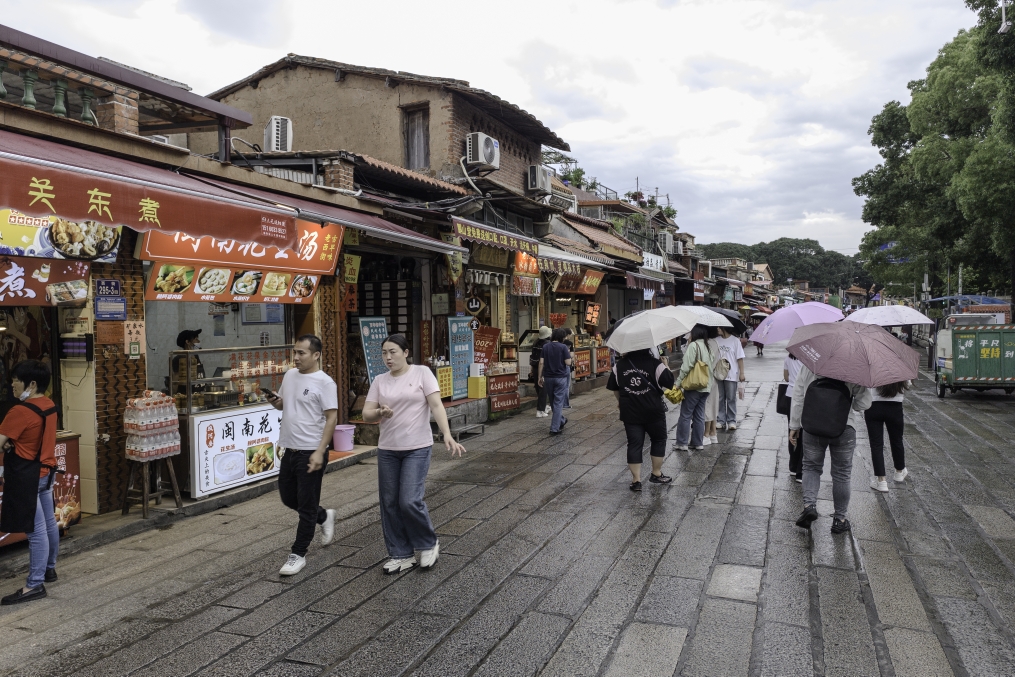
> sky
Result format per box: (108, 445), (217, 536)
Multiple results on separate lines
(4, 0), (979, 253)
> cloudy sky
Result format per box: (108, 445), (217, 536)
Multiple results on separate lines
(5, 0), (977, 252)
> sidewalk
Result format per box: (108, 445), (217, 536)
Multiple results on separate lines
(0, 344), (1008, 676)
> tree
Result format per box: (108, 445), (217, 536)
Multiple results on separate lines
(697, 238), (860, 289)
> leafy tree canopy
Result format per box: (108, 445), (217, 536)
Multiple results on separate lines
(698, 238), (866, 290)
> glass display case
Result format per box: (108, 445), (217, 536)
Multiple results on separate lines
(168, 344), (294, 413)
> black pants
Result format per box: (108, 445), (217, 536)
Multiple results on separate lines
(864, 401), (905, 476)
(625, 417), (668, 465)
(535, 381), (547, 411)
(785, 413), (802, 475)
(278, 448), (327, 557)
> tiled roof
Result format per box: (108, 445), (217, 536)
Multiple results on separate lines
(353, 153), (470, 195)
(667, 259), (689, 275)
(561, 215), (642, 256)
(543, 234), (614, 265)
(209, 55), (568, 150)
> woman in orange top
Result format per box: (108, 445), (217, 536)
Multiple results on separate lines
(0, 360), (59, 605)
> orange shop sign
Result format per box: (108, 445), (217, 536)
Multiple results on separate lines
(514, 251), (540, 276)
(145, 263), (319, 304)
(0, 255), (89, 306)
(556, 269), (604, 295)
(140, 220), (343, 274)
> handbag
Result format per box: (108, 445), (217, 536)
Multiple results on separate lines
(776, 383), (791, 416)
(680, 340), (711, 391)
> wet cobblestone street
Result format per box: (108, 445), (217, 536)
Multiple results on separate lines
(1, 344), (1014, 676)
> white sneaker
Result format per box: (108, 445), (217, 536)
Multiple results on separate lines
(727, 424), (737, 431)
(710, 435), (719, 444)
(702, 437), (711, 447)
(544, 406), (552, 415)
(279, 554), (306, 576)
(692, 446), (704, 451)
(870, 478), (889, 493)
(674, 445), (688, 451)
(894, 468), (909, 482)
(382, 556), (417, 574)
(536, 410), (547, 418)
(420, 540), (440, 570)
(320, 508), (336, 546)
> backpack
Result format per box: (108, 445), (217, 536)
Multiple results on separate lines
(801, 378), (853, 438)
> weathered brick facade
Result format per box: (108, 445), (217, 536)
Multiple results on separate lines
(95, 93), (139, 135)
(323, 158), (356, 192)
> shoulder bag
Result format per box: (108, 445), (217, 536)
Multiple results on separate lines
(680, 340), (711, 391)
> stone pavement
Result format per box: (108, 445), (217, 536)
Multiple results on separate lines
(1, 344), (1014, 676)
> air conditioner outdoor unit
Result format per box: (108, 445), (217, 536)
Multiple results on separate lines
(466, 132), (500, 170)
(527, 165), (552, 195)
(675, 239), (684, 256)
(264, 116), (293, 152)
(657, 231), (674, 255)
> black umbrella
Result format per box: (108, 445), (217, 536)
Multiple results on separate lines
(708, 307), (748, 334)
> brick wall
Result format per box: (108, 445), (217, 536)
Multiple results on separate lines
(444, 95), (541, 195)
(95, 93), (139, 135)
(323, 158), (356, 191)
(92, 228), (148, 513)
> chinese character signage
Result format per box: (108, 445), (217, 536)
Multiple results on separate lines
(123, 320), (145, 358)
(0, 152), (296, 250)
(453, 219), (538, 255)
(596, 346), (612, 374)
(0, 208), (121, 263)
(535, 256), (580, 276)
(0, 255), (89, 306)
(511, 274), (541, 297)
(358, 317), (390, 385)
(448, 317), (474, 400)
(573, 349), (592, 378)
(556, 269), (605, 295)
(145, 262), (319, 304)
(585, 302), (602, 325)
(95, 279), (121, 296)
(189, 403), (281, 497)
(343, 254), (361, 283)
(139, 220), (342, 274)
(514, 251), (540, 276)
(472, 326), (500, 366)
(490, 392), (520, 412)
(473, 245), (510, 268)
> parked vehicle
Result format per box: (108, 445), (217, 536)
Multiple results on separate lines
(934, 315), (1015, 397)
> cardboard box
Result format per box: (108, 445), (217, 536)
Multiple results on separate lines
(468, 376), (487, 399)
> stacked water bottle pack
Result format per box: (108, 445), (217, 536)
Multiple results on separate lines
(124, 390), (182, 461)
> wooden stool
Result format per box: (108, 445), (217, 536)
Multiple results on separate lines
(121, 456), (183, 518)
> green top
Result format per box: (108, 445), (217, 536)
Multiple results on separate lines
(677, 339), (714, 389)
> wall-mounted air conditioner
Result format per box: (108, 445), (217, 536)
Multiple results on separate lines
(675, 239), (684, 256)
(657, 231), (674, 255)
(527, 166), (552, 195)
(466, 132), (500, 170)
(264, 116), (293, 152)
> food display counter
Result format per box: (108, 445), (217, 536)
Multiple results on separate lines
(168, 345), (293, 497)
(0, 431), (81, 548)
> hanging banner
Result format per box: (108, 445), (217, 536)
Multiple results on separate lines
(145, 262), (318, 304)
(472, 326), (500, 366)
(343, 253), (361, 283)
(585, 302), (602, 325)
(140, 220), (342, 274)
(358, 317), (390, 385)
(452, 219), (538, 254)
(448, 316), (474, 400)
(421, 319), (432, 362)
(0, 256), (89, 305)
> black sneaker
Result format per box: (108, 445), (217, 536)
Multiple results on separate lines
(44, 568), (57, 583)
(649, 473), (672, 484)
(831, 518), (852, 534)
(1, 585), (46, 605)
(559, 418), (568, 430)
(629, 481), (642, 492)
(795, 505), (818, 529)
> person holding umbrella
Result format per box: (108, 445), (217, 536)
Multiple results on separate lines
(675, 324), (714, 450)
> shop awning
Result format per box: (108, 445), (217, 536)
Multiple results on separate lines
(562, 215), (643, 263)
(720, 277), (746, 287)
(638, 267), (673, 283)
(537, 244), (611, 276)
(0, 130), (299, 250)
(451, 217), (540, 255)
(543, 233), (615, 265)
(626, 271), (665, 293)
(192, 177), (466, 255)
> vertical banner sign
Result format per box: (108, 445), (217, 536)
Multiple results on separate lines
(447, 317), (474, 400)
(343, 254), (361, 283)
(472, 326), (501, 366)
(421, 319), (432, 362)
(358, 317), (390, 385)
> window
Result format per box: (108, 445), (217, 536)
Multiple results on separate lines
(403, 106), (430, 170)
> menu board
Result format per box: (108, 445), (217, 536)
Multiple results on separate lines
(488, 373), (519, 395)
(490, 392), (520, 412)
(436, 366), (453, 398)
(573, 349), (592, 379)
(0, 256), (90, 306)
(190, 403), (281, 498)
(511, 274), (541, 297)
(586, 302), (602, 325)
(145, 262), (319, 304)
(358, 317), (390, 385)
(0, 208), (121, 263)
(472, 326), (500, 366)
(596, 346), (612, 375)
(448, 317), (474, 400)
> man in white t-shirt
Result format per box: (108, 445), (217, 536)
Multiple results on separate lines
(266, 335), (339, 576)
(715, 328), (746, 430)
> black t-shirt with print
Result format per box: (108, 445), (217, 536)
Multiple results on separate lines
(607, 351), (675, 424)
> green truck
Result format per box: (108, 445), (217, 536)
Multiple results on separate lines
(934, 315), (1015, 397)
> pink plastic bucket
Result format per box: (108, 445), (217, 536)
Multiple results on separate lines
(333, 424), (356, 452)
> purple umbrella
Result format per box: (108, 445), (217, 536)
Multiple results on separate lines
(751, 302), (844, 344)
(787, 322), (920, 388)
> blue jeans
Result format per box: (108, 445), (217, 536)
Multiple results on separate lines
(563, 371), (572, 409)
(802, 426), (856, 520)
(27, 476), (59, 589)
(377, 447), (437, 558)
(676, 389), (708, 447)
(718, 380), (738, 426)
(543, 377), (568, 432)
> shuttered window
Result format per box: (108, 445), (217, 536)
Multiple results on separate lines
(404, 107), (430, 170)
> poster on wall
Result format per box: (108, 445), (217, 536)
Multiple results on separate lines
(472, 326), (500, 366)
(145, 262), (319, 304)
(190, 403), (282, 498)
(0, 256), (90, 306)
(573, 349), (592, 378)
(448, 317), (474, 400)
(358, 316), (390, 385)
(0, 209), (121, 263)
(511, 274), (541, 297)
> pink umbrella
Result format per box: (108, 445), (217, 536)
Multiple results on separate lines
(787, 322), (920, 388)
(751, 302), (844, 344)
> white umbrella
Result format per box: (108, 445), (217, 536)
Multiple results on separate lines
(661, 305), (734, 328)
(845, 305), (934, 326)
(605, 310), (696, 354)
(751, 312), (768, 319)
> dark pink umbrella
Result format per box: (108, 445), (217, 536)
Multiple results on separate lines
(787, 322), (920, 388)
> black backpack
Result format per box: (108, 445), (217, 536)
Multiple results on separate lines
(801, 378), (853, 438)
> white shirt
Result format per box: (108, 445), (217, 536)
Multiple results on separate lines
(277, 368), (338, 450)
(783, 357), (803, 396)
(715, 336), (746, 381)
(871, 381), (910, 402)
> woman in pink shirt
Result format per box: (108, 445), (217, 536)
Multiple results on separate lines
(363, 334), (466, 574)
